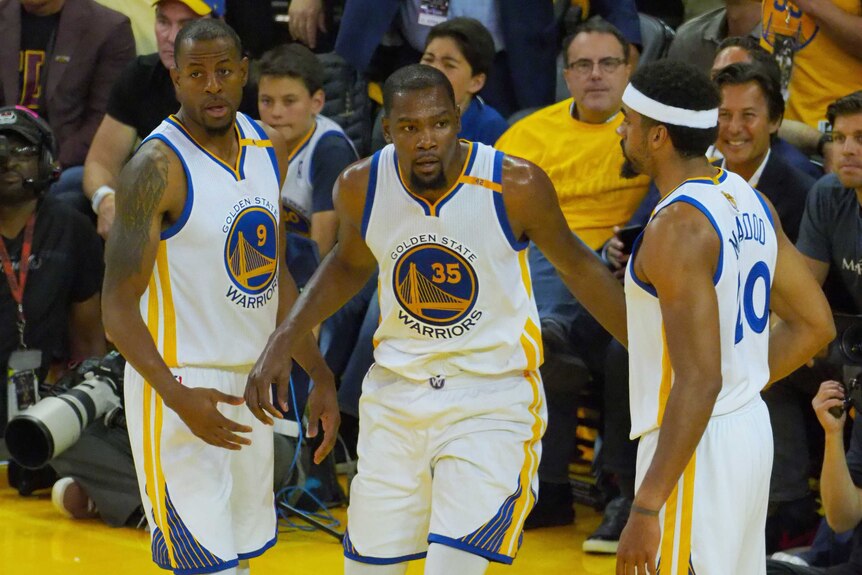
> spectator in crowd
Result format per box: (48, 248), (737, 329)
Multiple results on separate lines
(797, 92), (862, 327)
(767, 379), (862, 575)
(0, 0), (135, 210)
(420, 18), (509, 145)
(713, 62), (814, 241)
(94, 0), (158, 55)
(761, 0), (862, 173)
(761, 0), (862, 135)
(257, 43), (358, 282)
(82, 0), (258, 239)
(495, 19), (650, 531)
(0, 106), (105, 434)
(710, 36), (824, 180)
(329, 0), (641, 117)
(667, 0), (761, 74)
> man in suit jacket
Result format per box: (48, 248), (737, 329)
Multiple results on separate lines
(712, 62), (814, 242)
(0, 0), (135, 169)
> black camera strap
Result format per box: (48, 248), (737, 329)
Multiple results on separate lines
(0, 214), (36, 348)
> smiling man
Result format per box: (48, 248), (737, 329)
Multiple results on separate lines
(713, 62), (814, 242)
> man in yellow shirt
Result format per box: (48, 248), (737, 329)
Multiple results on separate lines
(762, 0), (862, 132)
(495, 19), (650, 536)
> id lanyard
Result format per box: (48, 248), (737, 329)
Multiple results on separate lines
(0, 214), (36, 349)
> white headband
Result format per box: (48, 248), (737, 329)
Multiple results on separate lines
(622, 84), (718, 129)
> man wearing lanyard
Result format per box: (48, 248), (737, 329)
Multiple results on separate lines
(0, 106), (104, 434)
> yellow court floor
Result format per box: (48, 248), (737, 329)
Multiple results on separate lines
(0, 463), (616, 575)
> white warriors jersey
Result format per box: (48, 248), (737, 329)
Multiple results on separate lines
(363, 141), (543, 381)
(139, 112), (282, 368)
(625, 169), (777, 438)
(281, 114), (355, 236)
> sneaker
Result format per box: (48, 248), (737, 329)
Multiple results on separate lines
(524, 481), (575, 529)
(582, 496), (632, 554)
(770, 551), (810, 567)
(51, 477), (98, 519)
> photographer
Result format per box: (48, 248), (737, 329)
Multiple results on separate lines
(0, 106), (105, 430)
(768, 381), (862, 575)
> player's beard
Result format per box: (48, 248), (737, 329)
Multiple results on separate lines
(410, 169), (447, 193)
(620, 140), (641, 179)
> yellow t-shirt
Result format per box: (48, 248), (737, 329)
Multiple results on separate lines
(94, 0), (156, 56)
(762, 0), (862, 129)
(495, 99), (650, 250)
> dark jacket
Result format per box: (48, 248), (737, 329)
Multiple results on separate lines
(0, 0), (135, 166)
(334, 0), (559, 110)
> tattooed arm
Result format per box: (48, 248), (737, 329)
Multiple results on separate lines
(102, 140), (253, 450)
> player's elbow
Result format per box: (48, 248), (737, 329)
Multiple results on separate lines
(825, 507), (862, 534)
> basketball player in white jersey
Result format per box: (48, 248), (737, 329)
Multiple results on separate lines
(102, 20), (339, 575)
(244, 64), (628, 575)
(614, 60), (835, 575)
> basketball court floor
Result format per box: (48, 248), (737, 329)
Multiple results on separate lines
(0, 462), (617, 575)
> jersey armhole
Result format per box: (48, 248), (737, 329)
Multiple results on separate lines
(142, 134), (194, 241)
(360, 151), (381, 240)
(491, 150), (528, 251)
(663, 195), (724, 285)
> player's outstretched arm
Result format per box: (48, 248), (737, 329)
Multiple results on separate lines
(246, 159), (378, 422)
(103, 140), (252, 450)
(616, 203), (723, 575)
(501, 155), (627, 346)
(764, 195), (835, 383)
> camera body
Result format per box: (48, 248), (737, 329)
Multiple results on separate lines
(5, 351), (126, 469)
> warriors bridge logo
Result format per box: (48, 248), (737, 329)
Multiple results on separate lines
(392, 242), (480, 335)
(224, 206), (278, 296)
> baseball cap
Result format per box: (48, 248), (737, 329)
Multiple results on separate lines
(0, 106), (44, 146)
(153, 0), (225, 17)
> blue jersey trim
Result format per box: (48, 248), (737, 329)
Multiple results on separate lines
(361, 152), (380, 239)
(492, 149), (504, 184)
(493, 188), (528, 251)
(427, 534), (515, 565)
(664, 195), (724, 285)
(392, 151), (432, 216)
(434, 141), (478, 216)
(143, 134), (194, 241)
(752, 189), (776, 231)
(343, 550), (427, 565)
(247, 116), (281, 185)
(627, 231), (657, 297)
(236, 533), (277, 560)
(164, 116), (240, 181)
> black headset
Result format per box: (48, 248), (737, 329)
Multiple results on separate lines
(0, 106), (59, 192)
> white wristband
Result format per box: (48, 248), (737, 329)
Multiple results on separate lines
(91, 185), (115, 214)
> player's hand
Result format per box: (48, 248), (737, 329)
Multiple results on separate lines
(306, 366), (340, 464)
(96, 192), (116, 239)
(288, 0), (326, 49)
(245, 334), (293, 425)
(616, 511), (659, 575)
(813, 380), (846, 434)
(606, 227), (630, 282)
(170, 386), (252, 450)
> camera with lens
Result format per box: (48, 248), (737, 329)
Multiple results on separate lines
(5, 351), (126, 470)
(825, 314), (862, 418)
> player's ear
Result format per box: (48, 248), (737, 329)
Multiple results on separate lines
(382, 116), (392, 144)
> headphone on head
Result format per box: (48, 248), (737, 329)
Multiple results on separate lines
(0, 106), (59, 192)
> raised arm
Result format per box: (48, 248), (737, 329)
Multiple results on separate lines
(501, 155), (627, 345)
(103, 140), (252, 450)
(616, 203), (723, 575)
(764, 196), (835, 383)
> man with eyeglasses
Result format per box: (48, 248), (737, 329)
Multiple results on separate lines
(495, 18), (649, 538)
